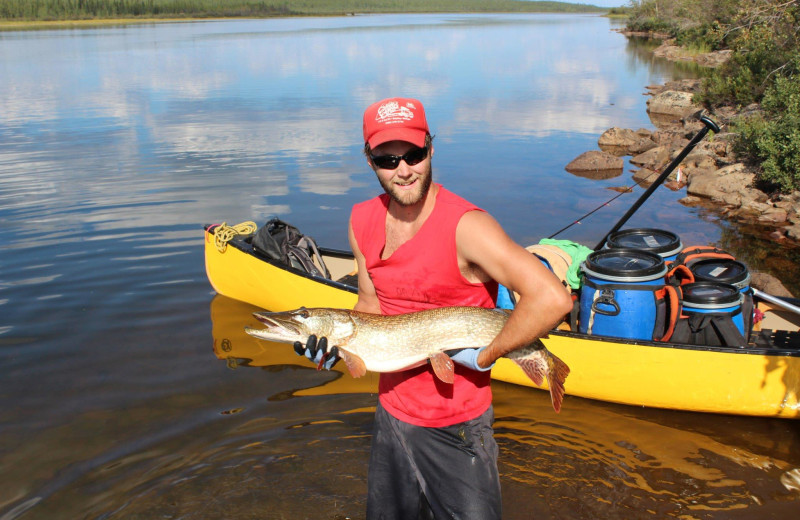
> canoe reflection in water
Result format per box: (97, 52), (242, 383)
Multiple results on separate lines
(209, 294), (800, 519)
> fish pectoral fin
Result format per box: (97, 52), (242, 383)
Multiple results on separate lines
(339, 350), (367, 378)
(429, 352), (455, 384)
(513, 355), (546, 387)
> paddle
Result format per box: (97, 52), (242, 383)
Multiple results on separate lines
(593, 116), (721, 250)
(753, 288), (800, 317)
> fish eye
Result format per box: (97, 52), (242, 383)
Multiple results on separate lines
(297, 308), (310, 318)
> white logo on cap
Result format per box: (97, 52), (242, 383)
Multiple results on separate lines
(376, 101), (415, 124)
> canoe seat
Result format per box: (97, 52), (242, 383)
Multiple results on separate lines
(752, 329), (800, 350)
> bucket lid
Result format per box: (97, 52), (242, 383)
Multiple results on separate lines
(682, 281), (742, 306)
(690, 259), (749, 285)
(606, 228), (682, 257)
(582, 248), (666, 280)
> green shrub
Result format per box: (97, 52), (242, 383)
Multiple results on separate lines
(625, 15), (676, 35)
(734, 74), (800, 192)
(674, 21), (725, 52)
(699, 21), (798, 107)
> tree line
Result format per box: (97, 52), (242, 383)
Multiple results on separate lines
(0, 0), (606, 20)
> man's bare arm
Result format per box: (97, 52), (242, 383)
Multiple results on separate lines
(456, 211), (573, 368)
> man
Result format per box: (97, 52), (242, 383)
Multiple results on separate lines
(298, 97), (572, 519)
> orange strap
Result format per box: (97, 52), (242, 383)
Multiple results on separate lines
(654, 285), (681, 342)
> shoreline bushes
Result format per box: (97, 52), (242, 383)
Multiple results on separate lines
(628, 0), (800, 193)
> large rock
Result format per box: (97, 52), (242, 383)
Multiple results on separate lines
(653, 43), (732, 69)
(630, 146), (669, 170)
(628, 136), (658, 155)
(598, 127), (640, 156)
(679, 150), (717, 170)
(694, 140), (734, 161)
(632, 167), (686, 190)
(651, 129), (690, 148)
(565, 151), (623, 178)
(647, 90), (698, 118)
(696, 49), (732, 68)
(687, 163), (758, 206)
(751, 271), (794, 298)
(662, 78), (703, 93)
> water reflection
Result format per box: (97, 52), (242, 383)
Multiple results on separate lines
(2, 14), (800, 519)
(208, 295), (800, 519)
(495, 386), (800, 517)
(623, 35), (708, 81)
(210, 294), (379, 396)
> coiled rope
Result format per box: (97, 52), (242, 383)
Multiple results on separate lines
(213, 221), (257, 252)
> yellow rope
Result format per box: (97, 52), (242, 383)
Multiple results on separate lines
(214, 221), (257, 252)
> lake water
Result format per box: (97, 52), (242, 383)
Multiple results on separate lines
(1, 13), (799, 519)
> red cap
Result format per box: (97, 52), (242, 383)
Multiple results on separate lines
(363, 97), (429, 148)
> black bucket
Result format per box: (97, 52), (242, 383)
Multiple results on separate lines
(606, 228), (682, 262)
(690, 259), (751, 293)
(673, 281), (747, 345)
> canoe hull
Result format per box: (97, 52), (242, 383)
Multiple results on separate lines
(204, 226), (800, 418)
(495, 333), (799, 418)
(204, 227), (358, 311)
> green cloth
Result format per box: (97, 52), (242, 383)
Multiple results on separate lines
(538, 238), (594, 289)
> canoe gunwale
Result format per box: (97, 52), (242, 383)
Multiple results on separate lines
(547, 329), (800, 358)
(205, 224), (800, 356)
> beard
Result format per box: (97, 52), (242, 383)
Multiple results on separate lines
(378, 165), (433, 207)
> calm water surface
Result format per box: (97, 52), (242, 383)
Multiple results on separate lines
(1, 14), (799, 519)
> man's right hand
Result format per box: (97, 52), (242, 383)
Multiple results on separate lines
(293, 335), (340, 370)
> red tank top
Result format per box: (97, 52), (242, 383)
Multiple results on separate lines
(350, 185), (498, 427)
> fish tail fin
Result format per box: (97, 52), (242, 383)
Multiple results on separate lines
(430, 352), (455, 384)
(544, 351), (570, 413)
(339, 350), (367, 378)
(512, 346), (570, 413)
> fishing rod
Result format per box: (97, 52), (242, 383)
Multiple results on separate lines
(592, 116), (720, 250)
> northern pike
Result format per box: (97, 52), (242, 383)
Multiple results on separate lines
(244, 306), (570, 413)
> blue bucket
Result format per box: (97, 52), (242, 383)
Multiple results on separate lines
(681, 281), (746, 337)
(579, 249), (667, 339)
(606, 228), (682, 262)
(496, 256), (553, 310)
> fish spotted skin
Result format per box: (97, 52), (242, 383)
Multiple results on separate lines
(245, 306), (569, 413)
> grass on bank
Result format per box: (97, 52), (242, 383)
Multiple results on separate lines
(0, 0), (608, 22)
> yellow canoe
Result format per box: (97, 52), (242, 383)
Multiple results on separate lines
(204, 224), (800, 418)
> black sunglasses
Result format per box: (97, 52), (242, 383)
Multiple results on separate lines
(370, 146), (428, 170)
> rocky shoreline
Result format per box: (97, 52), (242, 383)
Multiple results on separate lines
(565, 36), (797, 296)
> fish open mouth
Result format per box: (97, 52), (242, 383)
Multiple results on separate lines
(252, 311), (303, 337)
